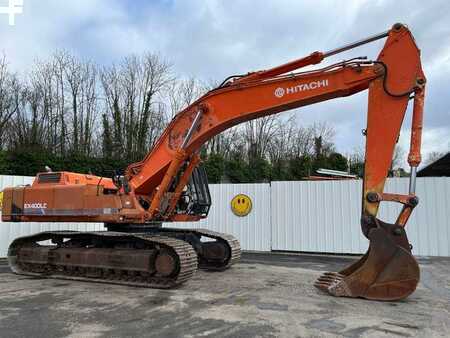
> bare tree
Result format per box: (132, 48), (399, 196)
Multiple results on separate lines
(53, 51), (69, 154)
(65, 54), (84, 153)
(310, 122), (336, 158)
(101, 53), (172, 160)
(0, 56), (20, 148)
(167, 77), (205, 118)
(267, 114), (297, 163)
(7, 52), (99, 155)
(205, 126), (242, 158)
(101, 64), (122, 157)
(290, 125), (314, 158)
(8, 58), (56, 150)
(392, 145), (405, 169)
(242, 115), (280, 161)
(78, 61), (98, 154)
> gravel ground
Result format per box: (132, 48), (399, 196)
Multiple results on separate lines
(0, 253), (449, 338)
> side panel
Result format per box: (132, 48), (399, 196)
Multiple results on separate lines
(53, 185), (83, 210)
(2, 176), (126, 222)
(0, 175), (105, 258)
(1, 188), (13, 218)
(23, 185), (55, 216)
(1, 187), (26, 221)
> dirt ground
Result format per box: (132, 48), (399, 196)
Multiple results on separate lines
(0, 253), (449, 338)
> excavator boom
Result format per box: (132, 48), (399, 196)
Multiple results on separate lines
(2, 23), (425, 301)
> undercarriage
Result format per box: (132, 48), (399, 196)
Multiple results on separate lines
(8, 227), (241, 288)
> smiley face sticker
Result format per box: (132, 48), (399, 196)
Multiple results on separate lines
(231, 194), (252, 217)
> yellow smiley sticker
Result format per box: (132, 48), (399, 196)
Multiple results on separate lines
(0, 191), (3, 208)
(231, 194), (252, 217)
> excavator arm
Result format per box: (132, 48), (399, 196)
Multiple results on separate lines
(125, 23), (426, 301)
(1, 23), (426, 301)
(127, 23), (424, 226)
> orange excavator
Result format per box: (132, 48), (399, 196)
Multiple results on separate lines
(2, 23), (425, 300)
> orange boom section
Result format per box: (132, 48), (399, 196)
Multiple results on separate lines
(126, 24), (424, 223)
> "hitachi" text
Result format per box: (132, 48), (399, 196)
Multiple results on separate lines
(274, 79), (329, 98)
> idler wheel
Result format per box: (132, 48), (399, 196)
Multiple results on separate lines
(202, 241), (229, 261)
(155, 252), (177, 277)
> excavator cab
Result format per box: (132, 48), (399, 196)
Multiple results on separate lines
(181, 166), (211, 217)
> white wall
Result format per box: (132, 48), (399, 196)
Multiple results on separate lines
(271, 178), (450, 257)
(271, 180), (366, 254)
(169, 183), (272, 252)
(1, 175), (449, 257)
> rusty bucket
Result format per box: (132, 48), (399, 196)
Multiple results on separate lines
(314, 218), (420, 301)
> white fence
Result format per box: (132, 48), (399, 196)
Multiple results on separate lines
(170, 183), (272, 252)
(1, 175), (449, 257)
(271, 178), (450, 257)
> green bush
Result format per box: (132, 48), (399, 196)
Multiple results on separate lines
(0, 149), (354, 182)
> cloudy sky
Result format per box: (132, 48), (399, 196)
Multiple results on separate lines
(1, 0), (449, 167)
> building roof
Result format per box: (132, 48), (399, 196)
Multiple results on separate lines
(303, 168), (358, 181)
(417, 152), (450, 177)
(315, 168), (358, 179)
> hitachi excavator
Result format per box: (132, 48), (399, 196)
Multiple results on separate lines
(2, 23), (425, 301)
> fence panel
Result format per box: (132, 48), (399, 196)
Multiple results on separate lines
(271, 180), (366, 254)
(168, 183), (272, 252)
(271, 178), (450, 256)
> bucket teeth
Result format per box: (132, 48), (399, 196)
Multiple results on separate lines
(321, 272), (344, 278)
(316, 274), (343, 283)
(314, 273), (352, 297)
(314, 218), (420, 301)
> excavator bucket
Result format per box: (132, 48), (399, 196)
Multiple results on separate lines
(314, 218), (419, 301)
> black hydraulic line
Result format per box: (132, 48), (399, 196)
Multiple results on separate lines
(374, 61), (419, 98)
(217, 74), (245, 88)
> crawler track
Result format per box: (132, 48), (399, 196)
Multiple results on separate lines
(8, 231), (198, 288)
(155, 228), (241, 270)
